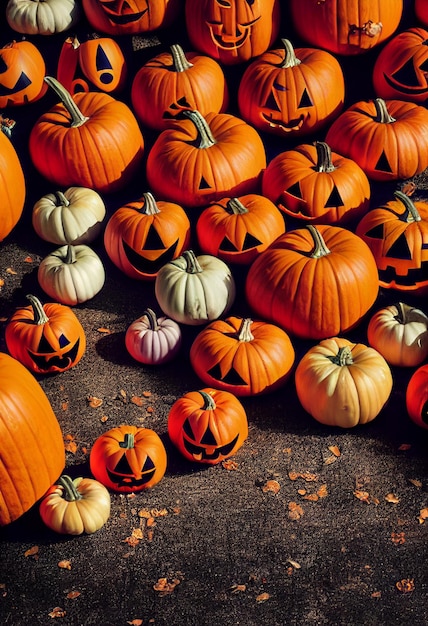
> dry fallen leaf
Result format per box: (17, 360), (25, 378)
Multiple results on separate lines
(417, 507), (428, 524)
(391, 532), (406, 545)
(262, 479), (280, 494)
(303, 493), (319, 501)
(256, 592), (270, 603)
(286, 558), (301, 569)
(66, 591), (80, 600)
(87, 395), (103, 408)
(371, 591), (382, 598)
(6, 267), (17, 275)
(288, 471), (318, 482)
(409, 478), (422, 488)
(288, 501), (304, 520)
(97, 327), (111, 334)
(354, 490), (371, 503)
(127, 620), (143, 626)
(323, 455), (337, 465)
(229, 583), (246, 593)
(131, 395), (144, 406)
(48, 607), (66, 618)
(58, 560), (72, 570)
(222, 459), (238, 471)
(328, 445), (341, 457)
(396, 579), (415, 593)
(317, 484), (328, 498)
(385, 493), (400, 504)
(153, 577), (181, 595)
(24, 546), (39, 558)
(142, 391), (152, 398)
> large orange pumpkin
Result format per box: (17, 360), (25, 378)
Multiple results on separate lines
(189, 316), (295, 396)
(185, 0), (281, 65)
(82, 0), (182, 35)
(0, 352), (65, 526)
(356, 190), (428, 295)
(0, 40), (47, 108)
(104, 192), (191, 280)
(238, 38), (345, 136)
(289, 0), (403, 56)
(29, 77), (144, 194)
(245, 224), (379, 340)
(0, 117), (26, 242)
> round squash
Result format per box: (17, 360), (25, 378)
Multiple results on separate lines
(125, 308), (182, 365)
(6, 0), (81, 35)
(406, 364), (428, 429)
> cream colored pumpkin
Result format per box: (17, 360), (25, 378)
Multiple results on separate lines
(32, 187), (106, 245)
(6, 0), (81, 35)
(38, 244), (105, 305)
(367, 302), (428, 367)
(295, 337), (393, 428)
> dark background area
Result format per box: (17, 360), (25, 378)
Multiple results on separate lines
(0, 1), (427, 625)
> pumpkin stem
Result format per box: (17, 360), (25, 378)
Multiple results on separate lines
(182, 250), (203, 273)
(54, 191), (70, 207)
(315, 141), (336, 173)
(226, 197), (249, 215)
(393, 302), (414, 324)
(143, 308), (160, 331)
(280, 38), (301, 68)
(326, 345), (354, 366)
(119, 433), (135, 449)
(394, 190), (422, 223)
(237, 318), (254, 342)
(170, 44), (193, 72)
(64, 244), (77, 264)
(44, 76), (89, 128)
(373, 98), (396, 124)
(182, 110), (216, 149)
(26, 294), (49, 325)
(141, 192), (161, 215)
(58, 475), (83, 502)
(0, 115), (16, 139)
(198, 390), (216, 410)
(307, 225), (331, 258)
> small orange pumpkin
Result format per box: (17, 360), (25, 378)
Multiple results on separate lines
(0, 40), (47, 108)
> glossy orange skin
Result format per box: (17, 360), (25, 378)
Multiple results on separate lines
(0, 40), (47, 107)
(406, 364), (428, 429)
(0, 124), (25, 242)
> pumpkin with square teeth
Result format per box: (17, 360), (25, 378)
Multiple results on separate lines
(104, 192), (191, 280)
(168, 388), (248, 464)
(90, 425), (167, 492)
(5, 294), (86, 374)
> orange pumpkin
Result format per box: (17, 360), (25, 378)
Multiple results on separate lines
(245, 224), (379, 340)
(289, 0), (403, 56)
(5, 294), (86, 374)
(415, 0), (428, 26)
(89, 425), (167, 493)
(82, 0), (182, 34)
(0, 40), (47, 108)
(29, 77), (144, 194)
(0, 117), (26, 242)
(131, 43), (229, 131)
(406, 364), (428, 429)
(238, 38), (345, 136)
(104, 192), (191, 280)
(185, 0), (281, 65)
(196, 194), (285, 265)
(189, 316), (295, 396)
(356, 190), (428, 295)
(146, 110), (266, 208)
(262, 141), (371, 224)
(168, 388), (248, 464)
(0, 352), (65, 525)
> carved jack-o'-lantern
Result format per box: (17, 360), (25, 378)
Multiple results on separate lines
(168, 388), (248, 464)
(185, 0), (281, 65)
(373, 27), (428, 103)
(90, 425), (167, 492)
(356, 190), (428, 295)
(0, 40), (47, 108)
(82, 0), (183, 35)
(57, 34), (127, 95)
(5, 295), (86, 374)
(103, 192), (191, 280)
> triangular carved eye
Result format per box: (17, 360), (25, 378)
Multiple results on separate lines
(286, 182), (302, 199)
(141, 455), (155, 472)
(0, 72), (31, 96)
(201, 425), (217, 446)
(144, 224), (165, 250)
(365, 224), (384, 239)
(208, 363), (248, 386)
(183, 419), (195, 439)
(96, 44), (113, 72)
(38, 333), (69, 353)
(219, 237), (239, 252)
(243, 232), (262, 249)
(264, 92), (281, 111)
(325, 186), (344, 208)
(375, 151), (393, 173)
(298, 88), (313, 108)
(114, 454), (133, 475)
(386, 234), (412, 259)
(0, 57), (7, 73)
(199, 176), (211, 190)
(392, 58), (419, 87)
(420, 58), (428, 73)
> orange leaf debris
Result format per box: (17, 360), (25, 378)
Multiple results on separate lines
(88, 395), (103, 408)
(256, 592), (270, 603)
(24, 546), (39, 558)
(396, 579), (415, 593)
(48, 607), (66, 618)
(58, 560), (72, 570)
(262, 479), (280, 494)
(288, 502), (304, 520)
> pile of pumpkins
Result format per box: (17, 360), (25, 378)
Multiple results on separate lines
(1, 0), (428, 535)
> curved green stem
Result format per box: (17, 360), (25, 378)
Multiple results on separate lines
(182, 250), (203, 273)
(64, 244), (77, 264)
(279, 38), (301, 68)
(170, 44), (193, 72)
(58, 475), (82, 502)
(199, 390), (216, 410)
(307, 225), (331, 258)
(26, 294), (49, 325)
(53, 191), (70, 207)
(44, 76), (89, 128)
(182, 110), (216, 149)
(373, 98), (396, 124)
(326, 346), (354, 366)
(315, 141), (336, 173)
(394, 190), (421, 223)
(141, 192), (160, 215)
(119, 433), (135, 449)
(237, 318), (254, 342)
(143, 308), (160, 331)
(226, 198), (249, 215)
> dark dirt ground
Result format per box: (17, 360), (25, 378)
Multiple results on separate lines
(1, 3), (428, 625)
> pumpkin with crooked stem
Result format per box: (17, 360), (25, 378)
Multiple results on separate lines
(39, 475), (111, 535)
(155, 249), (236, 325)
(295, 337), (393, 428)
(245, 224), (379, 340)
(125, 308), (182, 365)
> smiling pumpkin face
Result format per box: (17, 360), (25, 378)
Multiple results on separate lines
(82, 0), (182, 35)
(0, 40), (47, 108)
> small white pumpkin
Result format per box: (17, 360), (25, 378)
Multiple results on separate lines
(125, 308), (182, 365)
(155, 249), (236, 325)
(38, 244), (105, 305)
(6, 0), (81, 36)
(32, 187), (106, 245)
(367, 302), (428, 367)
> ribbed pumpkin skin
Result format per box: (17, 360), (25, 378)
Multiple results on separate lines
(0, 40), (47, 108)
(6, 0), (81, 35)
(82, 0), (182, 35)
(146, 111), (266, 208)
(245, 225), (379, 340)
(29, 90), (145, 194)
(0, 127), (26, 242)
(289, 0), (403, 56)
(0, 353), (65, 526)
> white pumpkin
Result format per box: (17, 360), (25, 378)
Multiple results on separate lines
(32, 187), (106, 245)
(6, 0), (81, 36)
(367, 302), (428, 367)
(38, 244), (105, 305)
(125, 308), (182, 365)
(155, 250), (236, 325)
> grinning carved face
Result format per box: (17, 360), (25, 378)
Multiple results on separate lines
(120, 230), (180, 277)
(0, 41), (47, 107)
(92, 0), (148, 27)
(106, 451), (156, 488)
(261, 80), (313, 132)
(82, 0), (181, 34)
(206, 0), (262, 51)
(28, 333), (82, 372)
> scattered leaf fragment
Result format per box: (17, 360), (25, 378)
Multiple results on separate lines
(256, 592), (270, 603)
(288, 501), (304, 520)
(142, 391), (152, 398)
(48, 607), (66, 618)
(262, 479), (280, 494)
(354, 490), (370, 503)
(328, 445), (341, 457)
(24, 545), (39, 558)
(88, 395), (103, 408)
(24, 256), (33, 263)
(303, 493), (318, 501)
(97, 327), (111, 334)
(323, 455), (337, 465)
(398, 443), (411, 451)
(100, 415), (108, 423)
(317, 484), (328, 498)
(229, 583), (246, 593)
(66, 591), (80, 599)
(288, 471), (318, 482)
(391, 532), (405, 545)
(222, 459), (238, 471)
(385, 493), (400, 504)
(417, 507), (428, 524)
(64, 437), (78, 454)
(127, 620), (143, 626)
(396, 579), (415, 593)
(409, 478), (422, 488)
(153, 577), (180, 595)
(371, 591), (382, 598)
(286, 558), (301, 569)
(58, 560), (72, 570)
(131, 395), (143, 406)
(6, 267), (17, 275)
